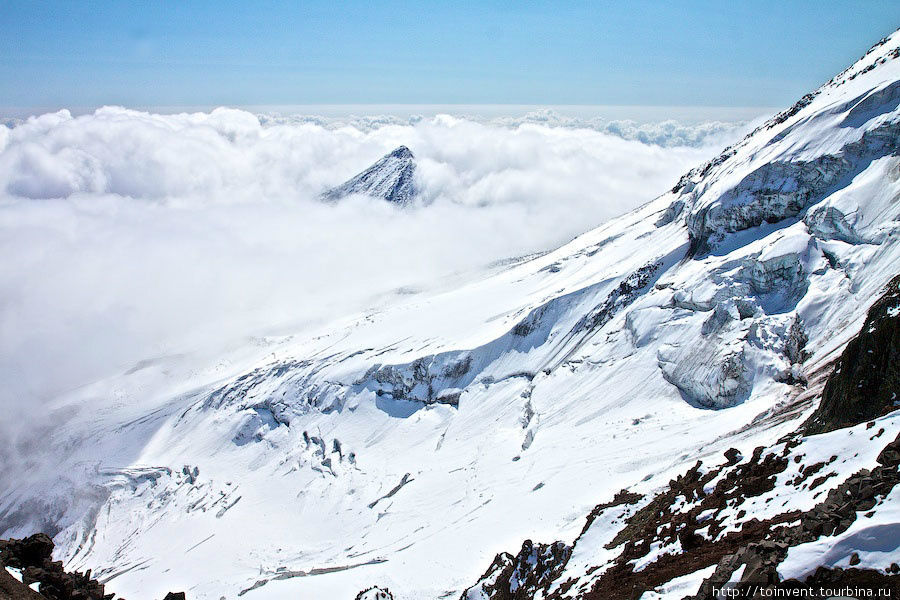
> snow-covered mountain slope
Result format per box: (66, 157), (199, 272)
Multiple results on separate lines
(461, 275), (900, 600)
(1, 30), (899, 600)
(322, 146), (418, 205)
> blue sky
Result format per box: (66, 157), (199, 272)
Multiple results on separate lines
(1, 1), (898, 109)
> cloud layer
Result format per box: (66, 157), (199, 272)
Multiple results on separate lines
(259, 107), (752, 147)
(0, 106), (750, 405)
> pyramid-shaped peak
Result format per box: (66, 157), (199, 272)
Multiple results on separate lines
(387, 146), (414, 160)
(321, 145), (418, 206)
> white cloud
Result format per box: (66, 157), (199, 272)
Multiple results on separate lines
(0, 106), (749, 407)
(258, 107), (751, 147)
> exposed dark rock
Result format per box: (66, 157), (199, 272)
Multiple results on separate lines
(578, 489), (644, 537)
(0, 533), (185, 600)
(724, 448), (742, 465)
(461, 420), (900, 600)
(581, 444), (798, 600)
(0, 533), (54, 569)
(725, 567), (900, 600)
(460, 540), (571, 600)
(354, 587), (393, 600)
(576, 262), (662, 334)
(0, 566), (45, 600)
(804, 274), (900, 434)
(0, 533), (114, 600)
(690, 431), (900, 599)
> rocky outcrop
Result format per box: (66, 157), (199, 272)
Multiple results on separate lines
(354, 586), (393, 600)
(574, 262), (663, 334)
(0, 533), (186, 600)
(460, 426), (900, 600)
(461, 540), (571, 600)
(0, 568), (44, 600)
(0, 533), (111, 600)
(689, 433), (900, 599)
(781, 565), (900, 597)
(804, 274), (900, 434)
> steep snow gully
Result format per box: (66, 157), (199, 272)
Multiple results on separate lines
(2, 30), (900, 600)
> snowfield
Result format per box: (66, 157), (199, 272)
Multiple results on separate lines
(1, 30), (900, 600)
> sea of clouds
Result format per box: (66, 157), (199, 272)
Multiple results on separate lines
(0, 106), (757, 406)
(257, 108), (750, 147)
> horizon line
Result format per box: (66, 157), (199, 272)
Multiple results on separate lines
(2, 103), (782, 121)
